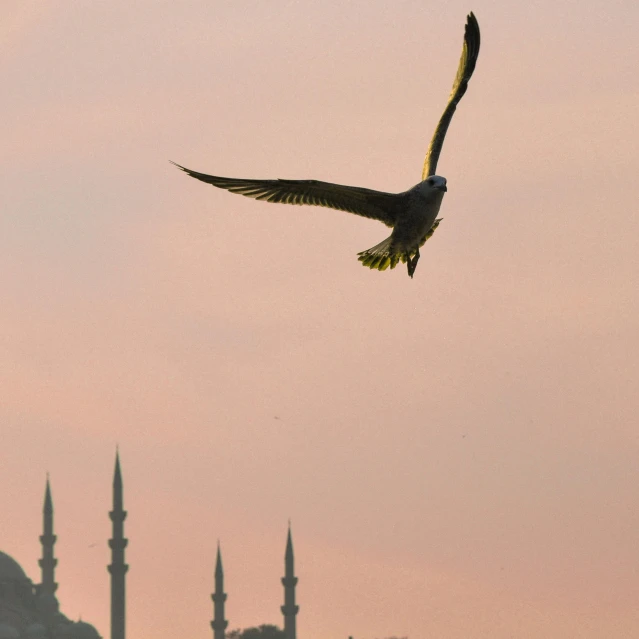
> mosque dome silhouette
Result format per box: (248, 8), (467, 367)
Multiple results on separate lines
(0, 553), (27, 582)
(68, 621), (101, 639)
(53, 624), (73, 638)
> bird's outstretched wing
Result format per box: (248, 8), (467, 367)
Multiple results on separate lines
(422, 12), (481, 180)
(171, 162), (402, 227)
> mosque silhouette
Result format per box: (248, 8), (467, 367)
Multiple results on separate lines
(0, 452), (299, 639)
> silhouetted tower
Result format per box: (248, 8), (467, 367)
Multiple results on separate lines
(108, 451), (128, 639)
(38, 476), (58, 596)
(210, 543), (228, 639)
(281, 525), (299, 639)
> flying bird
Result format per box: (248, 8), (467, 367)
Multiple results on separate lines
(173, 13), (480, 278)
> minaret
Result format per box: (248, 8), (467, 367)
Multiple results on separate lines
(210, 543), (228, 639)
(108, 451), (128, 639)
(281, 525), (299, 639)
(38, 476), (58, 596)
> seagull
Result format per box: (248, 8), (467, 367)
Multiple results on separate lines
(173, 13), (480, 278)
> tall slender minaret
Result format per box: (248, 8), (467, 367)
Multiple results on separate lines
(210, 543), (228, 639)
(108, 451), (128, 639)
(38, 476), (58, 596)
(281, 524), (299, 639)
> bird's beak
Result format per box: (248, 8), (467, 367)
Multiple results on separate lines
(438, 185), (448, 192)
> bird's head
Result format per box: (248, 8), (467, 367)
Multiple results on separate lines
(422, 175), (447, 193)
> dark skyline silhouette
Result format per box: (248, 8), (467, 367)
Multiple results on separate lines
(0, 454), (303, 639)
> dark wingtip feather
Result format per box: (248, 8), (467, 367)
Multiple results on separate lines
(170, 160), (190, 173)
(465, 12), (481, 60)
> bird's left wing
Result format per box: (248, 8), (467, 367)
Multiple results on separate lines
(172, 162), (402, 227)
(422, 12), (481, 180)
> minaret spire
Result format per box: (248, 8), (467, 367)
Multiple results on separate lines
(39, 475), (58, 596)
(210, 542), (228, 639)
(108, 450), (128, 639)
(281, 524), (299, 639)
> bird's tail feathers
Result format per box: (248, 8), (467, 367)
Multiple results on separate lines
(357, 237), (401, 271)
(357, 218), (443, 273)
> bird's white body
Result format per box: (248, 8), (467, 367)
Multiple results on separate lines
(400, 183), (445, 248)
(403, 177), (447, 245)
(358, 176), (447, 275)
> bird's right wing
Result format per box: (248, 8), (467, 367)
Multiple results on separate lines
(421, 12), (481, 180)
(172, 162), (402, 227)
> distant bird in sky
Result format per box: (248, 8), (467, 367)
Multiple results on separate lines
(173, 13), (480, 278)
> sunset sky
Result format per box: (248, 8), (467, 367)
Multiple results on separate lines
(2, 1), (639, 638)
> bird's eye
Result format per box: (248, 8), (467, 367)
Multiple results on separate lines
(427, 178), (434, 186)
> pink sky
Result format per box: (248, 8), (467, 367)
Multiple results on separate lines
(2, 1), (639, 637)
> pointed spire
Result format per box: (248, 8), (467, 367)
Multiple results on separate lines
(215, 542), (223, 581)
(211, 543), (228, 639)
(44, 475), (53, 517)
(108, 449), (128, 639)
(281, 524), (299, 639)
(113, 448), (123, 511)
(285, 523), (294, 577)
(39, 475), (58, 596)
